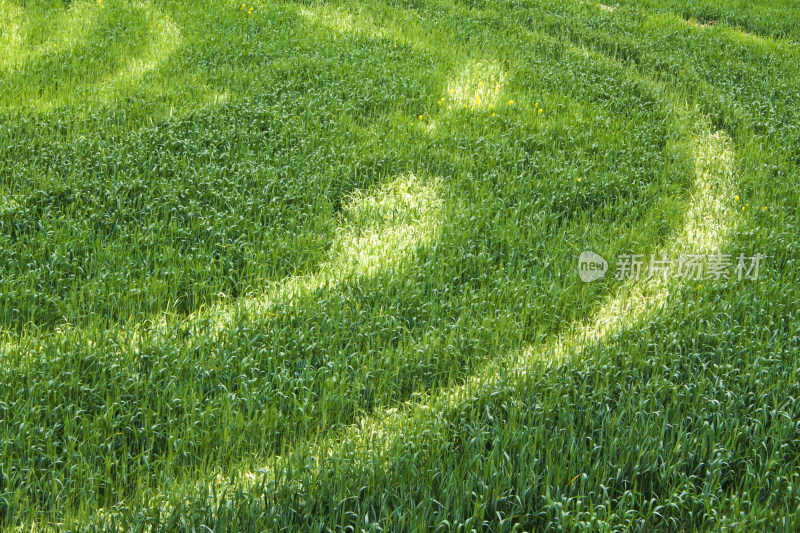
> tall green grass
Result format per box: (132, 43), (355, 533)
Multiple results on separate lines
(0, 0), (798, 530)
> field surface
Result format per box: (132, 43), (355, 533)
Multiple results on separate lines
(1, 0), (799, 530)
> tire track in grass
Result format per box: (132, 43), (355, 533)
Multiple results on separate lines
(0, 0), (100, 73)
(191, 172), (444, 338)
(0, 173), (443, 369)
(492, 121), (738, 380)
(0, 0), (183, 111)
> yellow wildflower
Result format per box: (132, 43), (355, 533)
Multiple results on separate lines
(508, 99), (514, 105)
(538, 108), (543, 114)
(419, 115), (423, 120)
(734, 195), (740, 201)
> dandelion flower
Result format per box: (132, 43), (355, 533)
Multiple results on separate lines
(418, 115), (423, 120)
(508, 99), (514, 105)
(742, 206), (746, 211)
(492, 112), (496, 117)
(734, 195), (740, 201)
(577, 178), (581, 182)
(535, 101), (539, 107)
(538, 108), (543, 114)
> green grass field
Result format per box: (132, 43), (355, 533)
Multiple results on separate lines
(1, 0), (799, 530)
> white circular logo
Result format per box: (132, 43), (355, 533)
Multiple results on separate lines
(578, 251), (608, 282)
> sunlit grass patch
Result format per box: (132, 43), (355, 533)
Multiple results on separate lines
(294, 0), (439, 50)
(295, 2), (410, 43)
(684, 125), (737, 253)
(0, 0), (100, 73)
(0, 0), (182, 110)
(724, 25), (779, 52)
(93, 3), (182, 102)
(648, 10), (783, 54)
(444, 59), (505, 112)
(330, 173), (443, 275)
(197, 172), (442, 335)
(299, 4), (359, 35)
(161, 112), (742, 509)
(0, 0), (25, 70)
(0, 192), (20, 212)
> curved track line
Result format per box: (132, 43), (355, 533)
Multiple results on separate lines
(0, 174), (443, 369)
